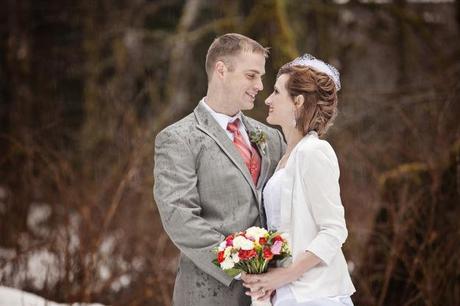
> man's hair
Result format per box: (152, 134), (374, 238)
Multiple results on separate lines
(205, 33), (269, 79)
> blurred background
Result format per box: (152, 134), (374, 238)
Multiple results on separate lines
(1, 0), (459, 305)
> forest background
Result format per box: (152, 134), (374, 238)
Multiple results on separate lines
(1, 0), (459, 305)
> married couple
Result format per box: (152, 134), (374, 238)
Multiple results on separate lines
(153, 33), (355, 306)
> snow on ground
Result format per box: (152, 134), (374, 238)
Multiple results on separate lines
(0, 286), (105, 306)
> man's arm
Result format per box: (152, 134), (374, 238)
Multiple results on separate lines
(153, 128), (233, 286)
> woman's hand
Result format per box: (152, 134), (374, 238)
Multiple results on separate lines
(241, 268), (294, 299)
(241, 251), (323, 300)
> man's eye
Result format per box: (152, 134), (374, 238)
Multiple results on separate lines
(274, 89), (279, 94)
(247, 74), (255, 79)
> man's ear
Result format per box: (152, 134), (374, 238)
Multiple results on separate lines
(294, 95), (304, 109)
(215, 61), (226, 79)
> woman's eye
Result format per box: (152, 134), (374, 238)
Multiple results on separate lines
(274, 89), (279, 94)
(247, 74), (255, 79)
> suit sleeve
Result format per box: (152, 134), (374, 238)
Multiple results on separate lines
(153, 129), (233, 286)
(300, 146), (348, 265)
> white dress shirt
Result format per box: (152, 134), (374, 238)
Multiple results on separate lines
(201, 98), (251, 147)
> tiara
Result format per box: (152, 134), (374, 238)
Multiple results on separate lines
(279, 53), (341, 91)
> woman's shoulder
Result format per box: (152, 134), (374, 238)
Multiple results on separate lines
(297, 134), (334, 155)
(294, 134), (338, 169)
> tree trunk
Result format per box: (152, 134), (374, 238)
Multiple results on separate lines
(165, 0), (204, 121)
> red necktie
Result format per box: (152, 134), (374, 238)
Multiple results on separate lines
(227, 119), (261, 185)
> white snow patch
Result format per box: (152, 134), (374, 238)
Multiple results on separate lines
(0, 286), (105, 306)
(27, 203), (52, 237)
(26, 250), (61, 289)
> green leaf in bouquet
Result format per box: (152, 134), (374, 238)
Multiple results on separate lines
(223, 267), (242, 278)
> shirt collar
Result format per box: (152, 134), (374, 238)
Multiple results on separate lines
(201, 97), (242, 130)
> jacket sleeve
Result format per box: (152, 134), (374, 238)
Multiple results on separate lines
(300, 146), (348, 265)
(153, 129), (233, 286)
(276, 129), (287, 157)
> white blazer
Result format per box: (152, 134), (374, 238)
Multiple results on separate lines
(278, 131), (356, 301)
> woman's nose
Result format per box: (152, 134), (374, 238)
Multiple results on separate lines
(265, 96), (271, 106)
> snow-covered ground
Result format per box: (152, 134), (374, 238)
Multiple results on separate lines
(0, 286), (105, 306)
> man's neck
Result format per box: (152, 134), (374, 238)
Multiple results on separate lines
(205, 90), (239, 117)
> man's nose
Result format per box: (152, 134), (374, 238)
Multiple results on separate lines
(255, 78), (263, 91)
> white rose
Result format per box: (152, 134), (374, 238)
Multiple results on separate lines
(232, 236), (254, 250)
(224, 246), (232, 257)
(245, 226), (268, 242)
(220, 256), (235, 270)
(231, 253), (240, 264)
(218, 241), (227, 252)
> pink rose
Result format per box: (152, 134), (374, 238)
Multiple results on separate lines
(270, 240), (282, 255)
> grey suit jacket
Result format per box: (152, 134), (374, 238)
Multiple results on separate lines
(153, 101), (285, 306)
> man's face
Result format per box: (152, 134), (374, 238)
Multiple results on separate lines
(223, 51), (266, 112)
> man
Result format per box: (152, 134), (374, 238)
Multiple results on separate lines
(154, 33), (285, 306)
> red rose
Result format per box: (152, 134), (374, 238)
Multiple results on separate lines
(263, 247), (273, 260)
(238, 249), (257, 261)
(217, 251), (225, 263)
(238, 250), (247, 260)
(259, 237), (267, 245)
(247, 249), (257, 259)
(272, 235), (283, 242)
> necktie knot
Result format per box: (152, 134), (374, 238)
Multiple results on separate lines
(227, 119), (240, 134)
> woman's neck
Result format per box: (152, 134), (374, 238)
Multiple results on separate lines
(281, 125), (303, 154)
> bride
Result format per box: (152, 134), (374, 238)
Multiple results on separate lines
(242, 54), (356, 306)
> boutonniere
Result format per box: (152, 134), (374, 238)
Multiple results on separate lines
(249, 127), (267, 155)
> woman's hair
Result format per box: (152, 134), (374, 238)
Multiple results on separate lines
(278, 65), (338, 137)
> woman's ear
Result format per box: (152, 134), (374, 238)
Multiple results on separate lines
(294, 95), (304, 109)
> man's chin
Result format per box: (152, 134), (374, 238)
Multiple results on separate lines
(241, 101), (255, 111)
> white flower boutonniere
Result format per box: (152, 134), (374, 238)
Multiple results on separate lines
(249, 127), (267, 155)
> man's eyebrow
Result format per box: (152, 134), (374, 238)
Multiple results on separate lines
(246, 69), (265, 75)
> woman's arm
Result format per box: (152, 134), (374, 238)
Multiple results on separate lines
(301, 145), (348, 265)
(242, 251), (322, 296)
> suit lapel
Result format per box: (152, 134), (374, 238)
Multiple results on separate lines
(194, 102), (258, 200)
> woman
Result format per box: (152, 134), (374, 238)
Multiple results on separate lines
(242, 54), (356, 306)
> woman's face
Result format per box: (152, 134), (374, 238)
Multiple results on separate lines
(265, 73), (296, 127)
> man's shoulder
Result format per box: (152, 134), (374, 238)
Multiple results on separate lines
(156, 113), (197, 138)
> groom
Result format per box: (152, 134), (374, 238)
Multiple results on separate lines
(154, 33), (285, 306)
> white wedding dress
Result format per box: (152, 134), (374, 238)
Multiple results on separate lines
(263, 169), (354, 306)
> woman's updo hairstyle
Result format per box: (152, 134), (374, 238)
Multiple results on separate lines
(277, 65), (338, 137)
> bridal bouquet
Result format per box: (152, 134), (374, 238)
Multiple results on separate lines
(213, 227), (290, 306)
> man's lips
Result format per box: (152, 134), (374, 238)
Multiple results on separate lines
(246, 92), (256, 100)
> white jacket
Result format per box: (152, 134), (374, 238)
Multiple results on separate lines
(278, 131), (356, 301)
